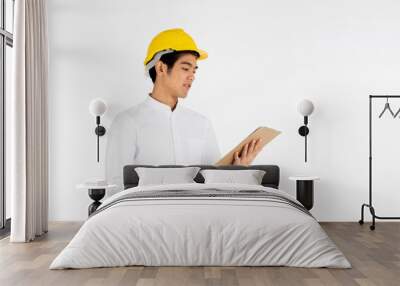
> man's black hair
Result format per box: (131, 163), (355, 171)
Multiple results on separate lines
(149, 50), (199, 83)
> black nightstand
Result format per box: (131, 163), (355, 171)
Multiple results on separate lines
(77, 183), (116, 216)
(289, 176), (320, 210)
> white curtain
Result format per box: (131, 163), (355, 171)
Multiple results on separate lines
(9, 0), (49, 242)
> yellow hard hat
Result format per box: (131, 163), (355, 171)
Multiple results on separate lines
(144, 28), (208, 67)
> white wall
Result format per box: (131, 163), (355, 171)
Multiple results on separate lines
(48, 0), (400, 221)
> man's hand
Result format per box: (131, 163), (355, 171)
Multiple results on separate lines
(232, 139), (263, 166)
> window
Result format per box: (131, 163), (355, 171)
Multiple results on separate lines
(0, 0), (14, 235)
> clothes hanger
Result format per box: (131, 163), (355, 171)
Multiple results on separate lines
(378, 97), (395, 118)
(393, 105), (400, 118)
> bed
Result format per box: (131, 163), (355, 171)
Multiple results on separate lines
(50, 165), (351, 269)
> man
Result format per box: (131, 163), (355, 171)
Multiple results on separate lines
(106, 28), (262, 190)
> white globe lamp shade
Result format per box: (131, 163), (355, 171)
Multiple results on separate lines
(297, 99), (314, 116)
(89, 98), (107, 117)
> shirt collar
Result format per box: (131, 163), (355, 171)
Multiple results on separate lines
(145, 94), (180, 115)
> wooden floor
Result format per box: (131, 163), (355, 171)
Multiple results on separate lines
(0, 222), (399, 286)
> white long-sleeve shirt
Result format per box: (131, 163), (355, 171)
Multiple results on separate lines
(105, 95), (221, 190)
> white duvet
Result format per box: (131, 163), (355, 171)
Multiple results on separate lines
(50, 183), (351, 269)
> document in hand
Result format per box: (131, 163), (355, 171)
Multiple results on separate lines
(215, 127), (281, 166)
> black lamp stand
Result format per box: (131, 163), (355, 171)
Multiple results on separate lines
(94, 116), (106, 162)
(298, 116), (310, 162)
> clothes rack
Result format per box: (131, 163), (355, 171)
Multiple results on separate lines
(359, 95), (400, 230)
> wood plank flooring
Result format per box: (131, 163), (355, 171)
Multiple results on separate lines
(0, 222), (399, 286)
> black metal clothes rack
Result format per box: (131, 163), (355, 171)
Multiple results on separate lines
(359, 95), (400, 230)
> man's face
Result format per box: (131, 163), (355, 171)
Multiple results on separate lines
(162, 53), (198, 98)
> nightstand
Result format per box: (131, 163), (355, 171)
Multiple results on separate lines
(288, 176), (320, 210)
(77, 183), (117, 216)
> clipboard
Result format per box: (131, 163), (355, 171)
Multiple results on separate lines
(215, 127), (281, 166)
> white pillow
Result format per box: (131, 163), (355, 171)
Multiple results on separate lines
(200, 169), (266, 185)
(135, 167), (201, 186)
